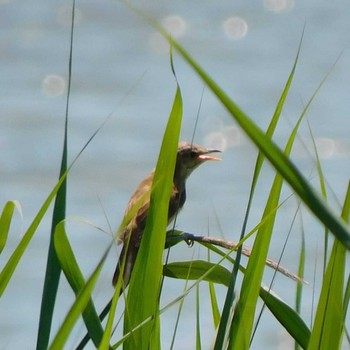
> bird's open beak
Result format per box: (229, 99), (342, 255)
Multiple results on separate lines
(198, 149), (221, 162)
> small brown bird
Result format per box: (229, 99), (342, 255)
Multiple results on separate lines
(112, 141), (221, 289)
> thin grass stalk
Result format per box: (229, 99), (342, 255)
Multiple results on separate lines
(170, 259), (194, 350)
(196, 284), (201, 350)
(307, 120), (330, 275)
(295, 209), (306, 350)
(207, 249), (220, 329)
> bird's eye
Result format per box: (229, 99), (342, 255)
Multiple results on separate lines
(190, 151), (197, 158)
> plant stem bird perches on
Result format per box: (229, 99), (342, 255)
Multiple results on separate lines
(166, 230), (307, 284)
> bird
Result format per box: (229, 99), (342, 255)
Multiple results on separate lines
(112, 141), (221, 290)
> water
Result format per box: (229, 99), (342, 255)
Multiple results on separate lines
(1, 1), (350, 349)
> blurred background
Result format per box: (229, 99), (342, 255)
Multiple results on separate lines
(1, 1), (350, 348)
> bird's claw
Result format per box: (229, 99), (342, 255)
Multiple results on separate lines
(184, 233), (194, 247)
(186, 239), (194, 247)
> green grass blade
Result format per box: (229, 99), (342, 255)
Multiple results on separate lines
(54, 221), (105, 348)
(295, 211), (306, 350)
(49, 244), (107, 350)
(164, 261), (231, 286)
(0, 201), (21, 254)
(308, 183), (350, 350)
(0, 122), (100, 324)
(98, 240), (127, 349)
(229, 175), (284, 348)
(207, 249), (220, 329)
(343, 183), (350, 332)
(208, 281), (220, 329)
(123, 70), (183, 349)
(214, 36), (303, 348)
(259, 286), (310, 349)
(196, 284), (201, 350)
(169, 259), (193, 350)
(0, 171), (68, 297)
(37, 2), (76, 348)
(307, 123), (329, 273)
(306, 50), (341, 273)
(98, 288), (121, 349)
(343, 266), (350, 332)
(249, 26), (303, 198)
(229, 93), (306, 349)
(37, 135), (68, 350)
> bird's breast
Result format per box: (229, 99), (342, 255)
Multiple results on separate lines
(168, 186), (186, 225)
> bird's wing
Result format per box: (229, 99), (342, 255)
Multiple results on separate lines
(116, 170), (154, 243)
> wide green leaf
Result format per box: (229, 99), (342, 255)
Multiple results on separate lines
(164, 261), (231, 286)
(259, 286), (310, 349)
(164, 260), (310, 348)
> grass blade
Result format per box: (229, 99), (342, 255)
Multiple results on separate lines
(49, 239), (107, 350)
(196, 284), (201, 350)
(37, 2), (76, 348)
(123, 60), (183, 350)
(259, 286), (310, 349)
(169, 260), (193, 350)
(308, 182), (350, 349)
(0, 171), (67, 297)
(54, 221), (105, 348)
(229, 90), (306, 348)
(164, 261), (231, 286)
(343, 263), (350, 337)
(208, 282), (220, 329)
(307, 122), (329, 273)
(0, 201), (21, 254)
(295, 210), (306, 350)
(213, 27), (303, 350)
(98, 279), (123, 349)
(37, 130), (68, 350)
(207, 249), (220, 329)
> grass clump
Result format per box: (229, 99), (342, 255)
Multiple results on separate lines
(0, 6), (349, 350)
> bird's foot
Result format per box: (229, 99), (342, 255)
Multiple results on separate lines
(183, 232), (195, 247)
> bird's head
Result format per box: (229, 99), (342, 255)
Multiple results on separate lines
(174, 141), (221, 184)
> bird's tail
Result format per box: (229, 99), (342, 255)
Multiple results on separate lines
(112, 241), (138, 290)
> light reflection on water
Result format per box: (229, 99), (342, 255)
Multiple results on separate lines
(1, 1), (350, 349)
